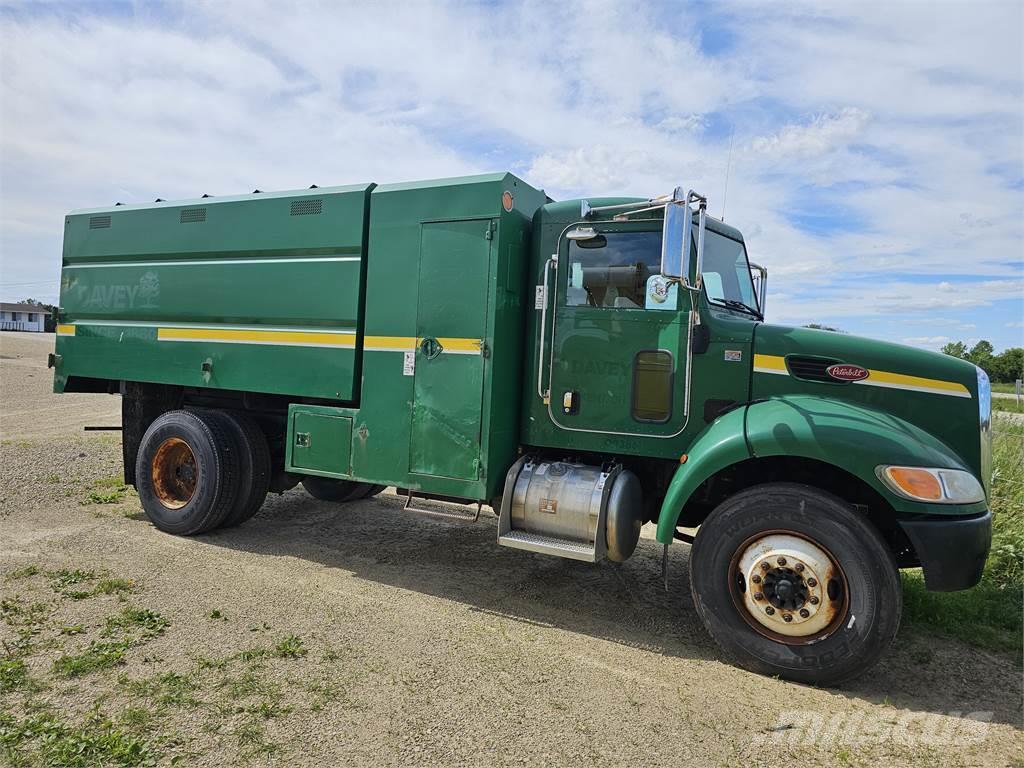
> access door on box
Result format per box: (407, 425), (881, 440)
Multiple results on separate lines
(408, 219), (493, 481)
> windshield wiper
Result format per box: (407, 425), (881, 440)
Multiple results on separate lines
(713, 298), (763, 320)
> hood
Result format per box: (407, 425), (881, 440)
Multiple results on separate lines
(751, 324), (984, 481)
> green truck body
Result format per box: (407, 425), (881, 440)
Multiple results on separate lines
(52, 172), (992, 685)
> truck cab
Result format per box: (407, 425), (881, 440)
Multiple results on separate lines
(52, 174), (992, 686)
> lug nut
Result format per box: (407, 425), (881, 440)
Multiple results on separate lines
(777, 557), (787, 566)
(753, 592), (764, 601)
(806, 578), (818, 588)
(809, 596), (819, 605)
(794, 563), (804, 572)
(782, 613), (793, 622)
(760, 562), (771, 571)
(765, 606), (775, 615)
(751, 574), (762, 584)
(799, 609), (810, 618)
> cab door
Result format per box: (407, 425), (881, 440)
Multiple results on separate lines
(546, 223), (691, 437)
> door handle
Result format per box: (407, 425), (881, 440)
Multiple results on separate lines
(420, 336), (443, 360)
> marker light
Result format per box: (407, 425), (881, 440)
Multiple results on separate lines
(876, 466), (985, 504)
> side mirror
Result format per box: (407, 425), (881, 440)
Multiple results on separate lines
(660, 194), (706, 289)
(749, 263), (768, 316)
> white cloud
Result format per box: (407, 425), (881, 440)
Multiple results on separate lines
(0, 0), (1020, 351)
(748, 108), (871, 158)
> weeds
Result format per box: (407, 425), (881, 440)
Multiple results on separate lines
(122, 672), (198, 708)
(273, 635), (307, 659)
(6, 565), (40, 580)
(903, 414), (1024, 655)
(103, 608), (169, 640)
(0, 710), (156, 767)
(53, 641), (131, 678)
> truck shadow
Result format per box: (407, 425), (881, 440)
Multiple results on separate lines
(201, 488), (1023, 728)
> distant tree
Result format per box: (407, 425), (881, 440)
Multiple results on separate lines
(991, 347), (1023, 383)
(940, 341), (968, 359)
(966, 340), (995, 368)
(20, 298), (58, 332)
(940, 339), (1023, 383)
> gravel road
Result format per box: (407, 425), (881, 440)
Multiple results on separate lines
(1, 331), (1021, 767)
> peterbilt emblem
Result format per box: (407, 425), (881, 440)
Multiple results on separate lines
(826, 364), (869, 382)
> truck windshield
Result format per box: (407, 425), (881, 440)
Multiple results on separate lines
(700, 229), (760, 319)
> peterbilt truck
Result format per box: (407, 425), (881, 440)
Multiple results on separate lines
(51, 173), (992, 685)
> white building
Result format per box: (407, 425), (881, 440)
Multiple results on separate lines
(0, 302), (51, 332)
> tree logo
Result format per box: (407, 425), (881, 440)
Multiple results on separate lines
(138, 271), (160, 308)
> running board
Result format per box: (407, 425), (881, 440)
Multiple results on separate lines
(402, 489), (481, 523)
(497, 529), (598, 562)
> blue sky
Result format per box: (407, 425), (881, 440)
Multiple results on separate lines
(1, 0), (1021, 351)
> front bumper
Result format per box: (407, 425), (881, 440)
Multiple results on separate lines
(897, 510), (992, 592)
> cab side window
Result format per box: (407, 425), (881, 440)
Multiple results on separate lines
(566, 232), (665, 309)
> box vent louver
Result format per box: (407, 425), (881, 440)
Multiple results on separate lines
(180, 207), (207, 223)
(89, 215), (111, 229)
(786, 356), (845, 383)
(290, 199), (323, 216)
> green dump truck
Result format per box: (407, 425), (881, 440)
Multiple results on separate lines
(51, 173), (992, 685)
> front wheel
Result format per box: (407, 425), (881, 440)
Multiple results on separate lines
(689, 483), (901, 687)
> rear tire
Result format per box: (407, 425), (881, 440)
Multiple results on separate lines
(217, 410), (271, 528)
(301, 476), (367, 502)
(689, 482), (902, 687)
(135, 409), (241, 535)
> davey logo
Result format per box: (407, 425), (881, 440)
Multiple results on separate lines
(826, 363), (869, 382)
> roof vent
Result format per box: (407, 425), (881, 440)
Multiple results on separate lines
(290, 199), (323, 216)
(786, 356), (845, 383)
(180, 207), (207, 224)
(89, 215), (111, 229)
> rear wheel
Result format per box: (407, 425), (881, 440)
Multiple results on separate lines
(135, 410), (241, 535)
(301, 476), (369, 502)
(217, 410), (271, 528)
(689, 483), (901, 686)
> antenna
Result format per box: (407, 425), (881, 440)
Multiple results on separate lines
(721, 127), (735, 221)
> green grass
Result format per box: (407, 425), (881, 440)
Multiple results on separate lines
(122, 672), (198, 708)
(992, 398), (1023, 414)
(0, 659), (32, 693)
(52, 641), (132, 678)
(6, 565), (40, 580)
(272, 635), (307, 659)
(991, 381), (1020, 394)
(0, 711), (156, 767)
(902, 413), (1024, 654)
(103, 607), (170, 640)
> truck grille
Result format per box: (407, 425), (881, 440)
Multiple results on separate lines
(786, 356), (845, 383)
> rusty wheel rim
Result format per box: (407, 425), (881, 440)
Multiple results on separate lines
(728, 529), (849, 646)
(150, 437), (198, 510)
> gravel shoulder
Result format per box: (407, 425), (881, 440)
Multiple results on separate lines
(1, 331), (1021, 767)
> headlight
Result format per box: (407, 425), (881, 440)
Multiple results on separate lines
(876, 465), (985, 504)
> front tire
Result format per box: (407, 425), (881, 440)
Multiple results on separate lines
(135, 410), (241, 535)
(689, 483), (901, 686)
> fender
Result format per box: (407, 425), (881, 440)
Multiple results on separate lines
(655, 406), (751, 544)
(656, 395), (984, 544)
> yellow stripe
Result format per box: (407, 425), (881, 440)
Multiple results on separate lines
(860, 369), (970, 396)
(56, 324), (76, 336)
(364, 335), (482, 354)
(752, 353), (970, 398)
(363, 335), (416, 351)
(158, 327), (355, 347)
(752, 353), (786, 372)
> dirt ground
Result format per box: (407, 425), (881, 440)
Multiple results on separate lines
(1, 330), (1021, 767)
